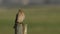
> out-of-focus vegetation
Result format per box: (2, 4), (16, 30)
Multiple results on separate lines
(0, 6), (60, 34)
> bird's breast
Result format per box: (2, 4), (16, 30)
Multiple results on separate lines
(17, 13), (25, 23)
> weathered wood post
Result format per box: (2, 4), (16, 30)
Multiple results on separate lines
(14, 23), (27, 34)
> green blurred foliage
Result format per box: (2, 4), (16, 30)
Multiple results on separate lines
(0, 6), (60, 34)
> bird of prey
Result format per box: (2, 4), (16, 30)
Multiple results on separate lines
(14, 8), (25, 34)
(14, 8), (25, 28)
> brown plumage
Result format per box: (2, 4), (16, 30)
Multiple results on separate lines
(16, 9), (25, 23)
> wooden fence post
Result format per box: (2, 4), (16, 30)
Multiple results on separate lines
(15, 23), (27, 34)
(24, 24), (27, 34)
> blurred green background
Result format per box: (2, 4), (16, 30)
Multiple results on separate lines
(0, 6), (60, 34)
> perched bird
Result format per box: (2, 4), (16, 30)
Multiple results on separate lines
(14, 8), (25, 34)
(14, 8), (25, 28)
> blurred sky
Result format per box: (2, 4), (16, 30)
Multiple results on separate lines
(0, 0), (60, 8)
(0, 0), (60, 5)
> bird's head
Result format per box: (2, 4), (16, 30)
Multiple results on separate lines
(19, 8), (23, 12)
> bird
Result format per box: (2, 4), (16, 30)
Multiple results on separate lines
(14, 8), (25, 28)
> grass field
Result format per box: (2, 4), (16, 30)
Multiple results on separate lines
(0, 6), (60, 34)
